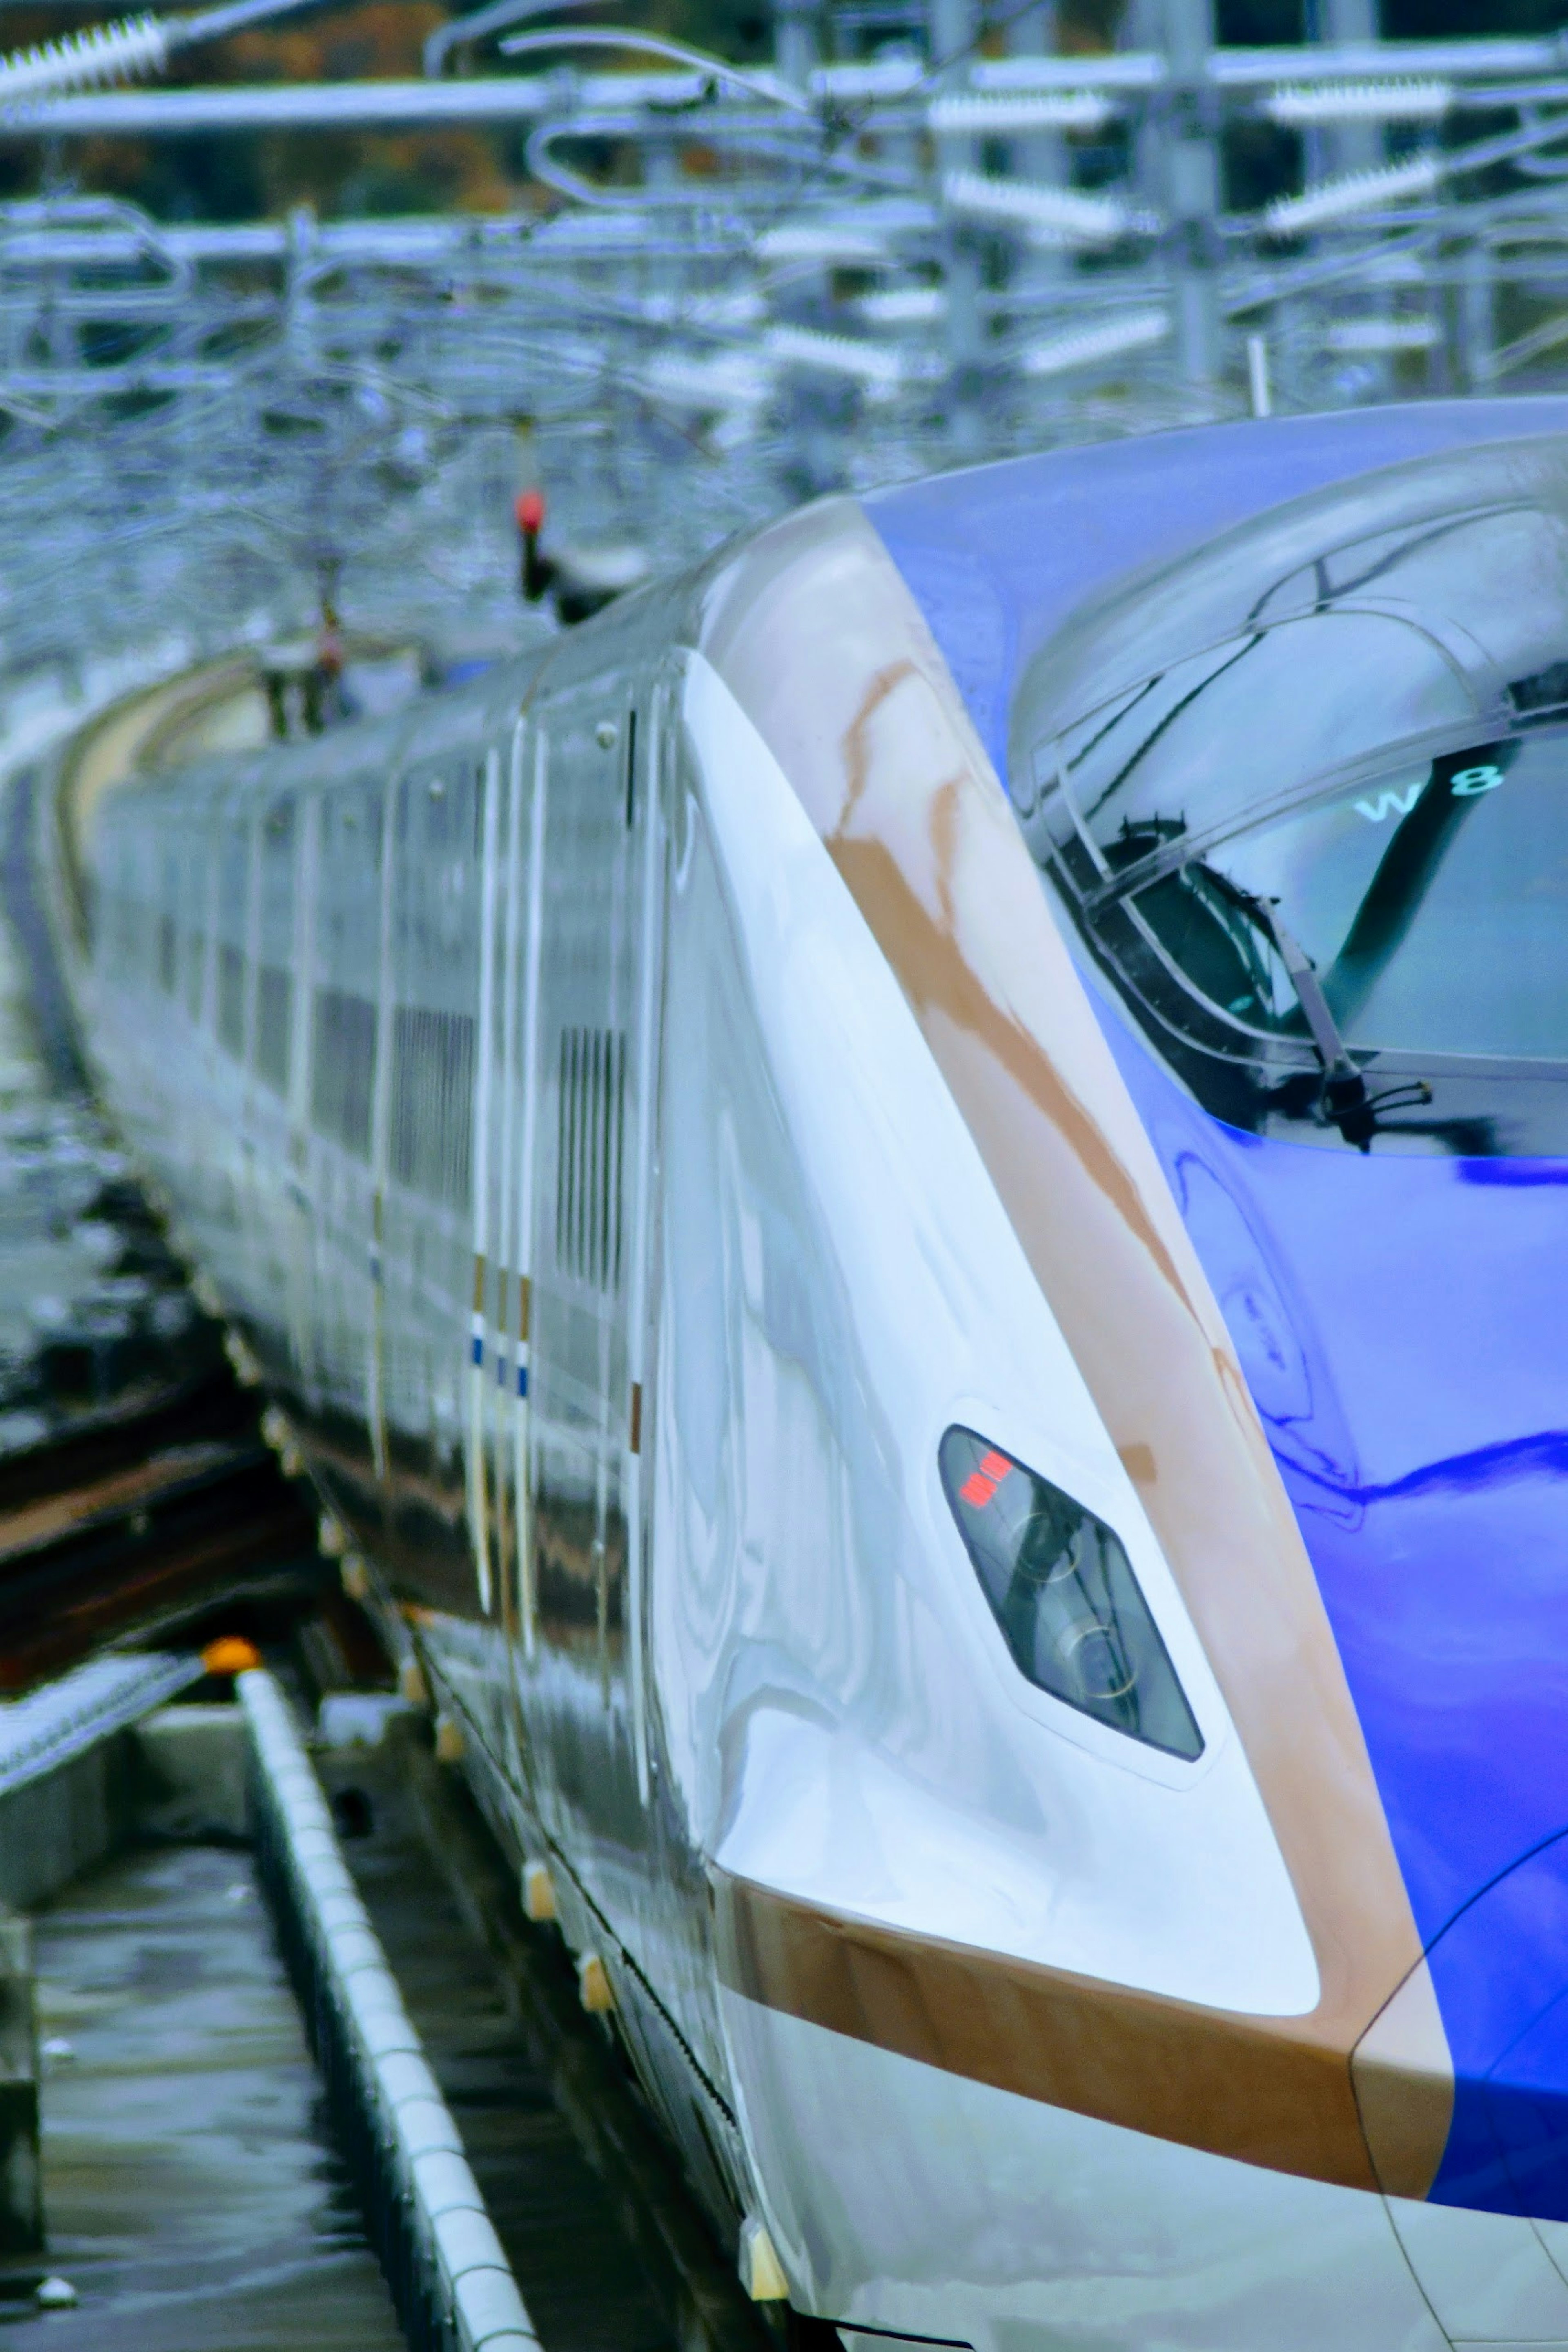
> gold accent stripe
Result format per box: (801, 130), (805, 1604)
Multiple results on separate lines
(720, 1875), (1383, 2189)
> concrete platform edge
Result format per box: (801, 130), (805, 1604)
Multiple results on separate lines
(237, 1668), (540, 2352)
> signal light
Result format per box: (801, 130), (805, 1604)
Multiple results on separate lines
(201, 1635), (263, 1677)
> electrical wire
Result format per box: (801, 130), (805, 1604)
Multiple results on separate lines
(499, 25), (813, 114)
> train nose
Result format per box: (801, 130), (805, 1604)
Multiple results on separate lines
(1356, 1829), (1568, 2346)
(1412, 1827), (1568, 2224)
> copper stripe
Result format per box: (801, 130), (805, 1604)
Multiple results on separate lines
(720, 1874), (1393, 2188)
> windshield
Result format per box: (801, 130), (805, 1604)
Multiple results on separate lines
(1115, 731), (1568, 1065)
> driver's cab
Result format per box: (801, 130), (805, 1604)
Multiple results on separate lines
(1013, 436), (1568, 1157)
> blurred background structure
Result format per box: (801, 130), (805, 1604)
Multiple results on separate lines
(0, 0), (1562, 687)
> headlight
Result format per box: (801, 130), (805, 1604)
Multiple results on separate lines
(940, 1426), (1203, 1761)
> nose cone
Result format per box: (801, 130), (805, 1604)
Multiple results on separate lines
(1426, 1832), (1568, 2221)
(1100, 1004), (1568, 2221)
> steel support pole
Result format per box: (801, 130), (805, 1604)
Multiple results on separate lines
(931, 0), (986, 456)
(1314, 0), (1381, 173)
(1005, 2), (1066, 348)
(1009, 1), (1063, 247)
(1459, 232), (1496, 390)
(1162, 0), (1222, 386)
(1313, 0), (1391, 395)
(773, 0), (817, 91)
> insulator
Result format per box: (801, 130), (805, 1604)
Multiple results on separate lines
(0, 13), (169, 108)
(765, 323), (906, 391)
(1324, 315), (1443, 353)
(856, 285), (947, 327)
(1265, 78), (1453, 128)
(1263, 152), (1444, 238)
(753, 220), (890, 265)
(1020, 307), (1171, 379)
(942, 167), (1152, 247)
(928, 90), (1116, 135)
(643, 347), (769, 410)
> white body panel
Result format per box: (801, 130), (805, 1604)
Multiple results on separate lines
(661, 653), (1317, 2017)
(723, 1994), (1447, 2352)
(1388, 2201), (1568, 2345)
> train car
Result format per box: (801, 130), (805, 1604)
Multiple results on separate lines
(53, 394), (1568, 2352)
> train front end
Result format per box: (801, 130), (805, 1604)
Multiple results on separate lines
(670, 406), (1568, 2352)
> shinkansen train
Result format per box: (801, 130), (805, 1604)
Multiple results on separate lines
(52, 395), (1568, 2352)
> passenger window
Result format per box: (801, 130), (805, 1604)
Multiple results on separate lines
(312, 781), (383, 1157)
(390, 1005), (474, 1208)
(554, 1026), (626, 1291)
(253, 798), (295, 1094)
(387, 766), (480, 1209)
(312, 988), (376, 1159)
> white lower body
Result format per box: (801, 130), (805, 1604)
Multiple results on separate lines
(720, 1991), (1568, 2352)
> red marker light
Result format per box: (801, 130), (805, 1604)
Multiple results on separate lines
(516, 488), (545, 534)
(960, 1448), (1013, 1511)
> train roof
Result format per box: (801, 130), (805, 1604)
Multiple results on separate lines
(866, 396), (1568, 793)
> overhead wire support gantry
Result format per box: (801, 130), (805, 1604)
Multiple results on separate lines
(2, 0), (1568, 686)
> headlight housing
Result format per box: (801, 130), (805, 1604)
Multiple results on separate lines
(940, 1426), (1202, 1761)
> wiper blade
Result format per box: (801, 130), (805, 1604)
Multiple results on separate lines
(1227, 885), (1431, 1152)
(1243, 893), (1358, 1087)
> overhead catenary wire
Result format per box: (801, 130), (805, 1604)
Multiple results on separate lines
(497, 25), (813, 114)
(423, 0), (607, 78)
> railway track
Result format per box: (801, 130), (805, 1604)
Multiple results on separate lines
(0, 694), (336, 1691)
(0, 1382), (322, 1690)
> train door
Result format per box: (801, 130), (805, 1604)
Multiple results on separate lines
(213, 790), (263, 1340)
(378, 748), (483, 1617)
(304, 773), (383, 1493)
(253, 790), (305, 1398)
(463, 717), (542, 1799)
(521, 671), (665, 1883)
(284, 796), (319, 1418)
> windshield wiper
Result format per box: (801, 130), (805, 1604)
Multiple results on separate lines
(1225, 885), (1431, 1152)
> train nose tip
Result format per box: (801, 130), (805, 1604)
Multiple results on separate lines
(1417, 1827), (1568, 2222)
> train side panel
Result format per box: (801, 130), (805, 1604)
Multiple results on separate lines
(76, 617), (765, 2232)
